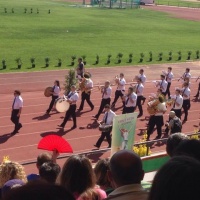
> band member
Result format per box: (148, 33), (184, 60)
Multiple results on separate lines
(171, 88), (183, 119)
(58, 85), (79, 129)
(137, 68), (147, 84)
(163, 67), (174, 99)
(194, 81), (200, 99)
(111, 73), (126, 108)
(180, 68), (191, 81)
(94, 104), (116, 149)
(46, 80), (60, 114)
(76, 58), (85, 79)
(94, 81), (112, 120)
(182, 82), (191, 122)
(156, 75), (168, 96)
(78, 73), (94, 111)
(11, 90), (23, 135)
(135, 78), (144, 118)
(147, 95), (167, 140)
(122, 87), (137, 114)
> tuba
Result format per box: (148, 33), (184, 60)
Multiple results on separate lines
(147, 99), (160, 115)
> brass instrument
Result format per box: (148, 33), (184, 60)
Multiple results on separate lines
(165, 98), (175, 107)
(79, 78), (91, 94)
(147, 99), (160, 115)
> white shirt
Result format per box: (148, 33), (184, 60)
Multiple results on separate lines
(85, 79), (93, 89)
(164, 71), (174, 83)
(155, 102), (167, 116)
(157, 80), (168, 93)
(182, 87), (190, 100)
(103, 110), (116, 125)
(138, 74), (146, 84)
(13, 95), (23, 110)
(122, 131), (129, 140)
(68, 91), (79, 104)
(53, 85), (60, 96)
(102, 86), (112, 99)
(182, 72), (191, 79)
(117, 78), (126, 91)
(125, 92), (137, 107)
(135, 83), (144, 96)
(173, 94), (183, 109)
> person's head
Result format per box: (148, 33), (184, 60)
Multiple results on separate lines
(186, 68), (190, 73)
(137, 78), (142, 84)
(83, 72), (91, 79)
(139, 69), (144, 74)
(78, 58), (83, 63)
(105, 81), (110, 88)
(3, 180), (75, 200)
(108, 150), (144, 188)
(183, 82), (189, 88)
(166, 133), (188, 157)
(148, 156), (200, 200)
(174, 139), (200, 162)
(59, 155), (96, 195)
(104, 104), (111, 112)
(128, 87), (134, 95)
(71, 85), (76, 92)
(94, 158), (112, 188)
(0, 161), (27, 187)
(39, 162), (61, 184)
(54, 80), (60, 87)
(168, 67), (172, 72)
(36, 152), (52, 169)
(169, 111), (176, 119)
(175, 88), (181, 96)
(158, 95), (164, 103)
(119, 73), (124, 78)
(14, 90), (21, 97)
(160, 74), (165, 80)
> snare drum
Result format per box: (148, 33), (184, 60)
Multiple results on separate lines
(55, 97), (70, 113)
(99, 124), (112, 132)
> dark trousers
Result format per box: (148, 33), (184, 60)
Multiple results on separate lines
(195, 82), (200, 97)
(122, 106), (135, 114)
(96, 131), (111, 147)
(79, 91), (94, 110)
(166, 82), (171, 98)
(112, 90), (124, 107)
(182, 99), (190, 120)
(171, 108), (182, 119)
(11, 109), (21, 132)
(147, 115), (164, 138)
(136, 96), (143, 115)
(47, 95), (58, 113)
(95, 98), (111, 119)
(61, 105), (77, 127)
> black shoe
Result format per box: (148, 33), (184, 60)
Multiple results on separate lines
(11, 130), (18, 135)
(91, 105), (94, 111)
(17, 123), (22, 131)
(94, 144), (100, 149)
(137, 114), (143, 118)
(194, 95), (198, 98)
(58, 124), (64, 128)
(71, 125), (77, 129)
(154, 136), (161, 140)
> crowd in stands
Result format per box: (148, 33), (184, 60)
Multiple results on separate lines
(1, 133), (200, 200)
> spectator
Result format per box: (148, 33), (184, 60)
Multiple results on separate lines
(166, 133), (188, 157)
(94, 158), (113, 195)
(59, 155), (107, 200)
(2, 180), (75, 200)
(148, 156), (200, 200)
(107, 150), (148, 200)
(27, 152), (52, 181)
(39, 161), (61, 184)
(174, 139), (200, 161)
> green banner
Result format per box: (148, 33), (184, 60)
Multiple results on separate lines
(111, 112), (138, 156)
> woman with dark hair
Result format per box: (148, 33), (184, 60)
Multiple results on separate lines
(46, 80), (60, 114)
(148, 156), (200, 200)
(59, 155), (107, 200)
(94, 159), (113, 195)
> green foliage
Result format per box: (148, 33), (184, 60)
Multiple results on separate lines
(71, 55), (76, 61)
(129, 53), (133, 58)
(140, 53), (144, 58)
(45, 57), (50, 64)
(117, 53), (123, 59)
(30, 57), (35, 64)
(15, 58), (22, 65)
(64, 69), (77, 94)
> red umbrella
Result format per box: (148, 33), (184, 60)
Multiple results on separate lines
(38, 135), (73, 153)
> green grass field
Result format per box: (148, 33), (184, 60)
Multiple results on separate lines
(0, 0), (200, 72)
(155, 0), (200, 7)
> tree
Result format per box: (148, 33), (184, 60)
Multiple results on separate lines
(64, 69), (78, 95)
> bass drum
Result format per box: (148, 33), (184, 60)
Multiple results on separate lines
(44, 87), (53, 97)
(55, 97), (70, 113)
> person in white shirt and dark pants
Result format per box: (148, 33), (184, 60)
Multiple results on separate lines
(135, 78), (144, 118)
(182, 82), (191, 122)
(94, 104), (116, 149)
(58, 85), (79, 129)
(11, 90), (23, 135)
(163, 67), (173, 99)
(138, 69), (147, 104)
(157, 75), (168, 97)
(171, 89), (183, 119)
(94, 81), (112, 120)
(46, 80), (60, 114)
(111, 73), (126, 108)
(122, 87), (137, 114)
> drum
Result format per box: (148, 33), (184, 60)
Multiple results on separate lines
(55, 97), (70, 113)
(44, 87), (53, 97)
(99, 124), (112, 132)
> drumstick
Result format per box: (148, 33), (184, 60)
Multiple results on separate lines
(196, 76), (200, 82)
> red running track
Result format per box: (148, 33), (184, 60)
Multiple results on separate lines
(0, 62), (199, 174)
